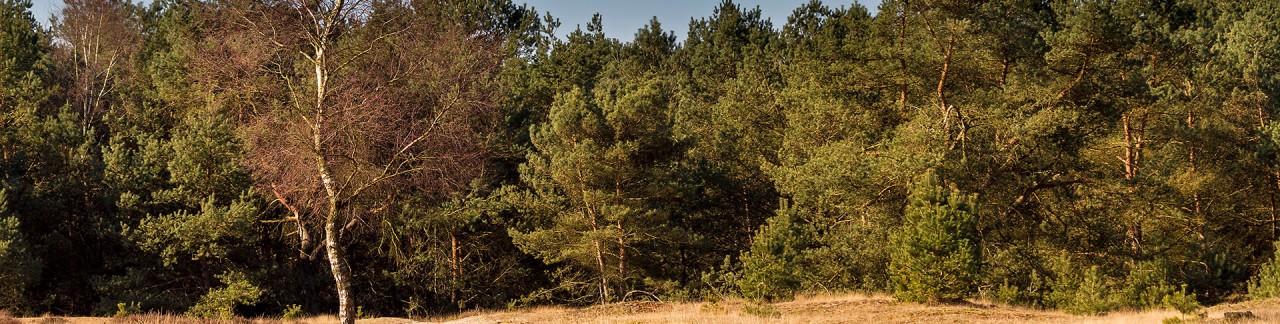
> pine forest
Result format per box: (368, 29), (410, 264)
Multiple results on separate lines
(3, 0), (1280, 323)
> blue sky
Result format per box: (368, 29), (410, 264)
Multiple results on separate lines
(521, 0), (881, 41)
(28, 0), (883, 42)
(29, 0), (62, 26)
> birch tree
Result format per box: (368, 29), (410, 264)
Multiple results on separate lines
(52, 0), (141, 134)
(204, 1), (501, 322)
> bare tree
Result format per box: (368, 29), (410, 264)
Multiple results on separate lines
(197, 1), (501, 323)
(52, 0), (142, 134)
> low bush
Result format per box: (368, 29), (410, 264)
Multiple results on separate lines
(186, 271), (263, 319)
(1045, 256), (1199, 315)
(1249, 241), (1280, 299)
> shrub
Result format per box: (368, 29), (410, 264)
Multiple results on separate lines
(889, 169), (980, 303)
(700, 256), (741, 302)
(1046, 261), (1114, 315)
(1045, 256), (1199, 315)
(989, 272), (1047, 308)
(807, 222), (893, 293)
(1249, 241), (1280, 300)
(980, 247), (1047, 307)
(185, 271), (263, 319)
(1161, 286), (1200, 315)
(281, 304), (304, 320)
(0, 191), (39, 311)
(114, 301), (141, 317)
(1116, 261), (1198, 314)
(738, 204), (816, 301)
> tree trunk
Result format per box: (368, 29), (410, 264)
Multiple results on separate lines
(317, 138), (354, 324)
(999, 52), (1010, 88)
(1122, 114), (1136, 181)
(594, 238), (608, 303)
(1264, 171), (1274, 240)
(590, 204), (607, 303)
(1187, 110), (1201, 217)
(579, 168), (608, 304)
(325, 208), (355, 324)
(615, 181), (626, 287)
(897, 2), (907, 116)
(936, 37), (952, 115)
(1273, 171), (1279, 240)
(617, 219), (626, 286)
(450, 231), (460, 305)
(591, 212), (607, 303)
(312, 26), (355, 323)
(1058, 55), (1090, 100)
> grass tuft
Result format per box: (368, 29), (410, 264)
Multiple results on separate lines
(0, 309), (18, 324)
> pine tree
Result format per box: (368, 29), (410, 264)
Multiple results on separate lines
(738, 203), (814, 301)
(668, 0), (783, 271)
(1250, 242), (1280, 299)
(890, 169), (979, 303)
(0, 189), (39, 311)
(508, 63), (684, 303)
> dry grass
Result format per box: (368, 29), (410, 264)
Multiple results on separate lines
(10, 314), (346, 324)
(432, 294), (1205, 324)
(10, 314), (425, 324)
(0, 309), (21, 324)
(1194, 298), (1280, 323)
(14, 296), (1280, 324)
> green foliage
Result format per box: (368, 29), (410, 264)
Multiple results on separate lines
(1045, 260), (1114, 315)
(667, 0), (783, 273)
(0, 190), (38, 311)
(1250, 242), (1280, 300)
(1, 0), (1280, 318)
(1045, 256), (1199, 315)
(978, 247), (1046, 308)
(281, 304), (303, 320)
(763, 5), (926, 297)
(114, 301), (140, 317)
(158, 111), (252, 205)
(185, 271), (263, 319)
(1116, 261), (1199, 314)
(698, 256), (741, 302)
(129, 193), (259, 267)
(96, 111), (264, 313)
(889, 170), (980, 303)
(738, 204), (814, 301)
(376, 186), (538, 312)
(1162, 286), (1200, 315)
(0, 0), (47, 98)
(991, 277), (1037, 307)
(508, 61), (688, 303)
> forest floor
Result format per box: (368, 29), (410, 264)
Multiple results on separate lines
(8, 294), (1280, 323)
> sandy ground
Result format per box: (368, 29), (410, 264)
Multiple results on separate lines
(12, 295), (1280, 323)
(433, 295), (1280, 324)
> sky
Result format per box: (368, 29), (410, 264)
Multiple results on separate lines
(28, 0), (883, 42)
(520, 0), (882, 42)
(29, 0), (62, 26)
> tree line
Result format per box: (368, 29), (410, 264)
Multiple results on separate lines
(3, 0), (1280, 322)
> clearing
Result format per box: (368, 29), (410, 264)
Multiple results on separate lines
(434, 294), (1280, 324)
(11, 295), (1280, 323)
